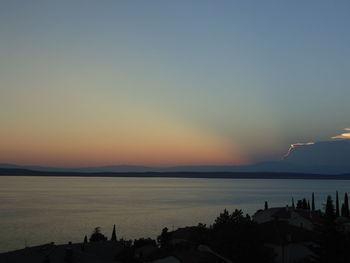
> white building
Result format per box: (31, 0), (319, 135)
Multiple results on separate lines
(253, 207), (322, 231)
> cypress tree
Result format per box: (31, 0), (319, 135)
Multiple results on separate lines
(84, 235), (88, 243)
(297, 200), (303, 209)
(264, 201), (268, 210)
(345, 193), (350, 217)
(341, 203), (346, 217)
(302, 198), (308, 209)
(307, 200), (310, 210)
(336, 191), (340, 217)
(325, 195), (335, 220)
(111, 224), (117, 241)
(312, 192), (315, 211)
(292, 197), (295, 209)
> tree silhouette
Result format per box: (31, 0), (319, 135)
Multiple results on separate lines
(115, 239), (134, 263)
(341, 203), (346, 217)
(89, 227), (107, 242)
(157, 227), (170, 248)
(297, 200), (302, 209)
(336, 191), (340, 217)
(312, 192), (315, 211)
(111, 224), (117, 241)
(84, 235), (88, 244)
(213, 208), (231, 226)
(264, 201), (268, 210)
(297, 198), (308, 209)
(344, 193), (350, 217)
(325, 195), (335, 220)
(311, 209), (350, 263)
(211, 209), (274, 263)
(133, 238), (157, 249)
(302, 198), (308, 209)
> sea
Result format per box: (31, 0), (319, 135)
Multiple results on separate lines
(0, 176), (349, 253)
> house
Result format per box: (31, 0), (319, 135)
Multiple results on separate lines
(258, 220), (318, 263)
(335, 216), (350, 232)
(0, 241), (122, 263)
(135, 244), (159, 260)
(253, 206), (323, 231)
(153, 256), (182, 263)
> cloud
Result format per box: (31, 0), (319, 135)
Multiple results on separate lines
(281, 127), (350, 168)
(283, 140), (350, 166)
(331, 128), (350, 139)
(283, 142), (315, 159)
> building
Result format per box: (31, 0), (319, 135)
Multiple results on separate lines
(253, 206), (323, 231)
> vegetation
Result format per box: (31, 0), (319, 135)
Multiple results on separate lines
(133, 237), (157, 249)
(79, 191), (350, 263)
(157, 227), (170, 248)
(341, 192), (350, 217)
(296, 198), (309, 209)
(210, 209), (274, 263)
(111, 224), (117, 241)
(310, 194), (350, 263)
(89, 227), (107, 242)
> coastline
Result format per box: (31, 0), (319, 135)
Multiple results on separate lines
(1, 168), (350, 180)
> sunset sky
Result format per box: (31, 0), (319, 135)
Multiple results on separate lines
(1, 1), (349, 167)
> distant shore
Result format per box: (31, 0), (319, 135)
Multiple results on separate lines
(1, 168), (350, 180)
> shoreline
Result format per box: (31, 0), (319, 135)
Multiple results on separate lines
(1, 168), (350, 180)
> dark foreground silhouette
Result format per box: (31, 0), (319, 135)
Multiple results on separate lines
(2, 193), (350, 263)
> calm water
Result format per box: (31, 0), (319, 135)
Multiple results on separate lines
(1, 176), (350, 253)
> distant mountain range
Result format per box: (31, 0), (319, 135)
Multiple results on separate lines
(0, 161), (349, 175)
(1, 139), (349, 175)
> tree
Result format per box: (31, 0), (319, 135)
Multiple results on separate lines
(336, 191), (340, 217)
(312, 192), (315, 211)
(310, 208), (350, 263)
(344, 193), (350, 217)
(157, 227), (170, 248)
(211, 209), (275, 263)
(230, 209), (245, 223)
(264, 201), (268, 210)
(89, 227), (107, 242)
(111, 224), (117, 241)
(297, 200), (303, 209)
(307, 200), (311, 210)
(133, 238), (157, 249)
(84, 235), (88, 244)
(292, 197), (295, 209)
(297, 198), (308, 209)
(115, 239), (134, 263)
(302, 198), (308, 209)
(325, 195), (335, 220)
(310, 220), (350, 263)
(341, 203), (346, 217)
(213, 209), (231, 226)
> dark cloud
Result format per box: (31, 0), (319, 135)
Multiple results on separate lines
(283, 140), (350, 166)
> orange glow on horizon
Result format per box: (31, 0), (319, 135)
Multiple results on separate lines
(0, 141), (247, 168)
(0, 116), (248, 167)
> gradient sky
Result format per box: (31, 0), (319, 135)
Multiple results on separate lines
(1, 1), (349, 167)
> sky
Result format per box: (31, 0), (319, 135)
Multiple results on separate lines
(1, 1), (349, 167)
